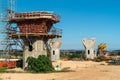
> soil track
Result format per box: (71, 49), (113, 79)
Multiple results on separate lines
(0, 61), (120, 80)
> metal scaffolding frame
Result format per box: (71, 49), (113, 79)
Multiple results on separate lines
(0, 0), (22, 59)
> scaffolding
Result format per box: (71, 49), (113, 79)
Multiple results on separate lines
(0, 0), (22, 59)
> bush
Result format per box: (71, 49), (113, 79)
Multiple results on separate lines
(93, 56), (104, 62)
(108, 58), (120, 65)
(0, 68), (7, 73)
(26, 55), (54, 73)
(16, 59), (23, 68)
(68, 54), (86, 60)
(117, 52), (120, 56)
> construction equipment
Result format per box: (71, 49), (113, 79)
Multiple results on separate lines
(97, 43), (108, 56)
(98, 43), (107, 50)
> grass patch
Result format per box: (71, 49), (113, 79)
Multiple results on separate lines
(107, 58), (120, 65)
(0, 68), (7, 73)
(0, 67), (25, 73)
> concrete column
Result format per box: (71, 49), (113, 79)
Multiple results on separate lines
(23, 39), (47, 69)
(82, 38), (96, 59)
(48, 38), (62, 61)
(51, 48), (60, 61)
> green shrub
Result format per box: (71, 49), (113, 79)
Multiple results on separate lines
(0, 67), (7, 73)
(108, 58), (120, 65)
(93, 56), (104, 62)
(68, 54), (86, 60)
(26, 55), (54, 73)
(16, 59), (23, 68)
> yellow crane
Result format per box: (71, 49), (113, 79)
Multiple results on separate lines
(98, 43), (107, 50)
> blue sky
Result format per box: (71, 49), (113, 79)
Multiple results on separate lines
(1, 0), (120, 50)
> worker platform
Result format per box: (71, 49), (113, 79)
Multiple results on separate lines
(9, 11), (62, 38)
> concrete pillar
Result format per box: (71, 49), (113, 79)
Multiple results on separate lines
(51, 48), (60, 61)
(48, 38), (62, 61)
(23, 38), (47, 69)
(82, 38), (96, 59)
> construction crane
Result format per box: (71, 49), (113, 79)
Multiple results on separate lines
(97, 43), (108, 56)
(98, 43), (107, 50)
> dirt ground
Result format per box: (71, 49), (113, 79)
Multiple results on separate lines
(0, 61), (120, 80)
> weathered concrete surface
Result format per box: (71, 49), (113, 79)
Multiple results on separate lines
(22, 37), (62, 69)
(82, 38), (96, 59)
(49, 38), (62, 61)
(51, 48), (60, 61)
(23, 38), (47, 69)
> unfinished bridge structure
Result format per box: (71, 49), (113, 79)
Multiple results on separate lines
(10, 12), (62, 68)
(0, 0), (62, 69)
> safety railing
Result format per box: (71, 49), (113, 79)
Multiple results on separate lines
(11, 11), (60, 22)
(49, 27), (62, 36)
